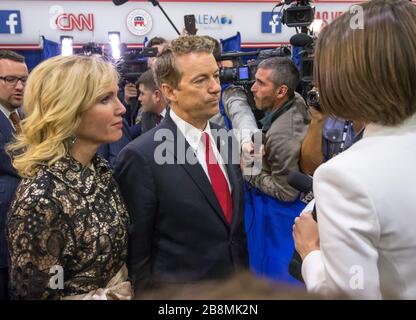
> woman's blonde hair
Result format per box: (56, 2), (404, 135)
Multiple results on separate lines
(314, 0), (416, 126)
(8, 55), (119, 178)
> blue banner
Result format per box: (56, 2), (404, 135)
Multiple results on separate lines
(0, 10), (22, 34)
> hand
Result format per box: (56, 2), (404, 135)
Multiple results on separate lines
(240, 141), (264, 173)
(124, 83), (138, 104)
(293, 211), (320, 260)
(309, 106), (326, 123)
(240, 141), (254, 169)
(181, 27), (198, 36)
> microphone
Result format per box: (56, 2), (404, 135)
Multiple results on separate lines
(290, 33), (314, 47)
(287, 171), (312, 194)
(112, 0), (129, 5)
(288, 171), (315, 209)
(287, 171), (317, 282)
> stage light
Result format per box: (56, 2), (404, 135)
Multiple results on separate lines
(60, 36), (73, 56)
(108, 32), (121, 60)
(310, 19), (324, 34)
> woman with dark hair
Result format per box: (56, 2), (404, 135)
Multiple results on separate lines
(293, 0), (416, 299)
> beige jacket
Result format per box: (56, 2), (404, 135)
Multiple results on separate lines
(246, 93), (311, 201)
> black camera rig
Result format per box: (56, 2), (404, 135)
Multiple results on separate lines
(216, 46), (291, 86)
(117, 46), (158, 84)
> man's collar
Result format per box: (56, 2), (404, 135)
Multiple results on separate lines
(160, 107), (167, 118)
(169, 108), (212, 151)
(260, 97), (294, 131)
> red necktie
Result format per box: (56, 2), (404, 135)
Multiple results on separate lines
(9, 112), (22, 134)
(156, 114), (162, 125)
(203, 132), (233, 224)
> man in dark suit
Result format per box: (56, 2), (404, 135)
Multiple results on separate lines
(0, 50), (28, 300)
(137, 69), (169, 135)
(114, 36), (248, 294)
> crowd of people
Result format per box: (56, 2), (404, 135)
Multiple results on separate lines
(0, 0), (415, 300)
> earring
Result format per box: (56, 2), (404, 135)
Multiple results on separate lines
(66, 135), (77, 147)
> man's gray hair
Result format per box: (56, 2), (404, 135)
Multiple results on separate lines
(257, 57), (299, 98)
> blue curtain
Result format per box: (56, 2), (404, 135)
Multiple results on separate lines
(41, 36), (60, 61)
(14, 50), (42, 71)
(245, 184), (306, 286)
(15, 37), (60, 71)
(220, 32), (241, 53)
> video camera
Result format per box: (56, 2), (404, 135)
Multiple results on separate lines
(216, 46), (291, 86)
(79, 42), (103, 56)
(117, 46), (158, 84)
(215, 47), (291, 126)
(278, 0), (316, 99)
(281, 0), (315, 28)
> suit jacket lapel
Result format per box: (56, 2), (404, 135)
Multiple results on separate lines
(161, 115), (229, 227)
(0, 111), (15, 139)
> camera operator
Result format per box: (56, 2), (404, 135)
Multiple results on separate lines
(146, 37), (168, 69)
(120, 37), (168, 126)
(300, 88), (365, 175)
(204, 36), (259, 157)
(242, 56), (311, 202)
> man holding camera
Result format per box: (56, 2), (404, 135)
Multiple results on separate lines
(300, 91), (365, 175)
(243, 56), (310, 202)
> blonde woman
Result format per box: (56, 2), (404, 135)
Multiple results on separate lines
(293, 0), (416, 299)
(6, 55), (130, 299)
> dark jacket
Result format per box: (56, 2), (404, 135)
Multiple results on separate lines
(246, 92), (311, 202)
(0, 111), (20, 268)
(114, 114), (248, 293)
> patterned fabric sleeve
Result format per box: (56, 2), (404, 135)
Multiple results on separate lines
(7, 182), (73, 300)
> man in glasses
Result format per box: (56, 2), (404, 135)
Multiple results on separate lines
(0, 50), (28, 300)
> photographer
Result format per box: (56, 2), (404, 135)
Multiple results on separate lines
(300, 89), (365, 175)
(243, 56), (310, 202)
(146, 37), (168, 69)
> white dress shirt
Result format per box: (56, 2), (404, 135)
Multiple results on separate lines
(302, 113), (416, 299)
(170, 108), (231, 192)
(160, 108), (167, 118)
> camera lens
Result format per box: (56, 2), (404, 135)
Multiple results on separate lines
(306, 89), (320, 109)
(296, 12), (306, 22)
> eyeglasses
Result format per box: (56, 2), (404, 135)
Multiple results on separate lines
(0, 76), (28, 86)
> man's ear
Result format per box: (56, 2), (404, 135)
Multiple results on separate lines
(275, 84), (289, 100)
(153, 89), (161, 103)
(161, 83), (177, 104)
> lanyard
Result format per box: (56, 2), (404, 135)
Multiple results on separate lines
(338, 120), (352, 154)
